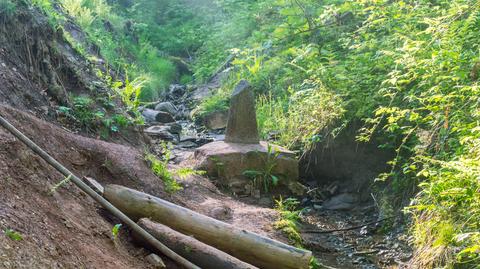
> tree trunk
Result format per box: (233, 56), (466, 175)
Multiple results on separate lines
(104, 184), (312, 269)
(137, 218), (258, 269)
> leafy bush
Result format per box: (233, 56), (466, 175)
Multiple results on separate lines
(243, 144), (280, 193)
(61, 0), (95, 28)
(145, 152), (183, 194)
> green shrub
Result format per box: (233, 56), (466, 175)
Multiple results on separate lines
(3, 229), (23, 241)
(0, 0), (16, 18)
(145, 152), (183, 194)
(61, 0), (95, 29)
(273, 197), (303, 247)
(243, 144), (281, 193)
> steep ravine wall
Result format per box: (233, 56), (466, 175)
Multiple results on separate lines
(0, 3), (102, 113)
(300, 123), (395, 199)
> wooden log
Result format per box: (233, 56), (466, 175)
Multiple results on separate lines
(137, 218), (258, 269)
(104, 184), (312, 269)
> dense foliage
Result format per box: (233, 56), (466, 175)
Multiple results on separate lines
(14, 0), (480, 267)
(194, 0), (480, 267)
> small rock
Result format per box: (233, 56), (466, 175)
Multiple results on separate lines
(288, 181), (307, 196)
(209, 206), (233, 221)
(178, 141), (197, 148)
(210, 134), (225, 141)
(252, 189), (261, 199)
(322, 193), (359, 210)
(175, 104), (190, 120)
(165, 122), (182, 134)
(144, 126), (175, 141)
(155, 102), (177, 115)
(180, 135), (197, 142)
(258, 197), (273, 207)
(195, 136), (214, 146)
(145, 253), (166, 269)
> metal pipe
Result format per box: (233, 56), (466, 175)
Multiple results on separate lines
(0, 114), (201, 269)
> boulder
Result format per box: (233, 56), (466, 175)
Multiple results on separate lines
(155, 101), (178, 115)
(144, 126), (175, 141)
(225, 80), (259, 144)
(142, 108), (175, 123)
(194, 141), (298, 193)
(204, 110), (228, 130)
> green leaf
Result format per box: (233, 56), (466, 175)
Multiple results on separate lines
(243, 170), (262, 178)
(4, 229), (23, 241)
(271, 175), (279, 186)
(112, 224), (122, 240)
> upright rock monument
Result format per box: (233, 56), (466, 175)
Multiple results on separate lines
(224, 80), (259, 144)
(193, 80), (302, 195)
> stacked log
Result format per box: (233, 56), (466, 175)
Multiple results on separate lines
(104, 184), (312, 269)
(137, 218), (258, 269)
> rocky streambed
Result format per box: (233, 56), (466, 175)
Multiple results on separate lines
(138, 81), (412, 269)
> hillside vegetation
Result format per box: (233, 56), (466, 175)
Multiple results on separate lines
(2, 0), (480, 267)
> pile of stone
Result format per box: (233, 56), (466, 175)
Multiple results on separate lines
(141, 84), (216, 149)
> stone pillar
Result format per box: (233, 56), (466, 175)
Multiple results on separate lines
(225, 80), (260, 144)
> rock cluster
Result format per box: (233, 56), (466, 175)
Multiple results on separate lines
(140, 83), (220, 162)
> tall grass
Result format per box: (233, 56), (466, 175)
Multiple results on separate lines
(257, 80), (344, 149)
(61, 0), (95, 28)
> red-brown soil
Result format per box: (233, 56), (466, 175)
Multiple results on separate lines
(0, 105), (285, 268)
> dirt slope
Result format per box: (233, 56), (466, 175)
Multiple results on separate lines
(0, 105), (153, 268)
(0, 4), (286, 268)
(0, 104), (285, 268)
